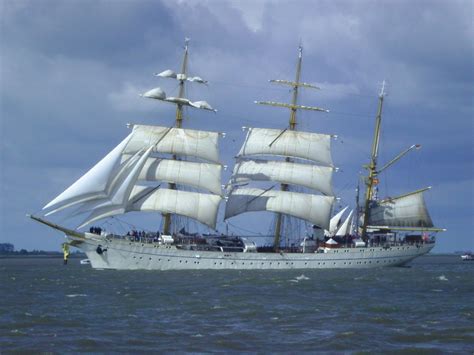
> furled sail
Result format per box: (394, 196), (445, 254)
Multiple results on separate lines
(231, 159), (333, 196)
(141, 88), (216, 111)
(237, 127), (333, 166)
(224, 188), (334, 229)
(123, 124), (220, 163)
(155, 69), (208, 84)
(368, 190), (434, 229)
(131, 188), (221, 228)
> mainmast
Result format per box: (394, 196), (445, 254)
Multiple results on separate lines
(163, 39), (189, 235)
(255, 46), (328, 251)
(361, 81), (386, 239)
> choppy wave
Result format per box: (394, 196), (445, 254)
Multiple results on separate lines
(0, 255), (472, 352)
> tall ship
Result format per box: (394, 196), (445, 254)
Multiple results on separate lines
(30, 40), (444, 270)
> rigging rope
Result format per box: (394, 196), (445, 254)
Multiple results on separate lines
(227, 221), (265, 236)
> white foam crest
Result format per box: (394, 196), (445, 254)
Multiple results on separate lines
(66, 294), (88, 298)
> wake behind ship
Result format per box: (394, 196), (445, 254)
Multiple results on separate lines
(30, 40), (444, 270)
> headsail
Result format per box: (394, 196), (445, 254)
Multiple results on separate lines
(43, 133), (134, 213)
(43, 123), (223, 228)
(335, 210), (353, 236)
(326, 206), (348, 236)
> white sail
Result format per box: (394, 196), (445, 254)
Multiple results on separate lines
(238, 128), (333, 166)
(155, 70), (208, 84)
(142, 88), (216, 111)
(77, 146), (154, 228)
(349, 217), (355, 235)
(155, 69), (177, 79)
(123, 124), (220, 163)
(71, 150), (154, 214)
(335, 210), (353, 236)
(225, 188), (334, 229)
(231, 159), (333, 196)
(131, 188), (222, 228)
(326, 206), (348, 236)
(43, 133), (134, 212)
(368, 190), (434, 229)
(136, 158), (222, 195)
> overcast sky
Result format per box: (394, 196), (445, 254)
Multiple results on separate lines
(1, 0), (472, 252)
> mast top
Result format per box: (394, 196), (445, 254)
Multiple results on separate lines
(140, 38), (216, 112)
(379, 80), (386, 98)
(255, 45), (328, 119)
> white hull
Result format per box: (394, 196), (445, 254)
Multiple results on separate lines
(71, 234), (434, 270)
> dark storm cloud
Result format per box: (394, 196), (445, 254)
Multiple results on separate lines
(2, 0), (176, 64)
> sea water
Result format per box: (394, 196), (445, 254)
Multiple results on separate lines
(1, 255), (473, 352)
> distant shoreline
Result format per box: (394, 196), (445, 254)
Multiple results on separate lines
(0, 253), (85, 259)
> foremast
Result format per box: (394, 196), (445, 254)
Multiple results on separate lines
(163, 39), (189, 235)
(255, 46), (329, 250)
(144, 38), (216, 235)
